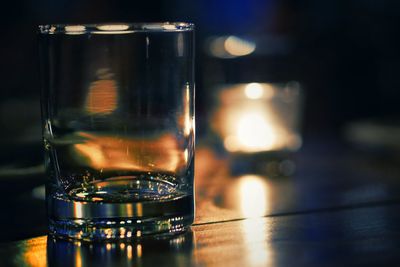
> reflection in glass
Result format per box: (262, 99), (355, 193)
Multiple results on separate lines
(94, 24), (133, 34)
(21, 237), (47, 267)
(65, 25), (86, 35)
(85, 69), (118, 115)
(72, 132), (186, 173)
(96, 24), (130, 31)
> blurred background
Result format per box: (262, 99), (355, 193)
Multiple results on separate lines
(1, 0), (400, 242)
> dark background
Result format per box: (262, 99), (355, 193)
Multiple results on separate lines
(0, 0), (399, 241)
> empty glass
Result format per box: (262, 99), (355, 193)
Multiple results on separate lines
(38, 23), (195, 240)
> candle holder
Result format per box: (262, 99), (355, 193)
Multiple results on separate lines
(211, 82), (303, 176)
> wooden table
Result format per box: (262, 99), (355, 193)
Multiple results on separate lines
(2, 141), (400, 266)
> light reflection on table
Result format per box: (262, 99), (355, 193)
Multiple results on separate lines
(224, 175), (271, 218)
(242, 218), (273, 266)
(45, 231), (194, 267)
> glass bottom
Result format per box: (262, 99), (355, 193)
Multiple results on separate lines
(47, 176), (194, 241)
(49, 214), (193, 241)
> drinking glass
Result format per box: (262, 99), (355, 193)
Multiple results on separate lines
(38, 23), (195, 240)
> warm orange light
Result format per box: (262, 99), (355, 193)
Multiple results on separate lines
(73, 132), (185, 172)
(73, 202), (84, 218)
(136, 244), (143, 258)
(242, 218), (272, 266)
(244, 83), (275, 100)
(95, 24), (133, 34)
(238, 175), (269, 217)
(21, 237), (47, 267)
(85, 78), (118, 115)
(178, 83), (193, 137)
(237, 113), (276, 152)
(244, 83), (264, 99)
(97, 24), (129, 31)
(208, 36), (256, 58)
(162, 24), (178, 30)
(224, 36), (256, 56)
(212, 83), (302, 153)
(238, 175), (273, 265)
(222, 108), (280, 153)
(75, 246), (82, 267)
(65, 25), (86, 35)
(184, 84), (192, 136)
(127, 245), (133, 259)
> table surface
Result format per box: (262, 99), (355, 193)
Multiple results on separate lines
(2, 140), (400, 266)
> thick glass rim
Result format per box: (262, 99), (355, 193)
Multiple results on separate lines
(38, 22), (194, 35)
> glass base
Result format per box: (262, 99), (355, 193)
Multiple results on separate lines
(47, 176), (194, 241)
(49, 214), (193, 241)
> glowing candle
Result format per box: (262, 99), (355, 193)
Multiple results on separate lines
(212, 82), (302, 154)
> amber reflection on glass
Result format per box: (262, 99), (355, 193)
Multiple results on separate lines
(97, 24), (129, 31)
(212, 83), (302, 153)
(73, 132), (185, 172)
(19, 237), (47, 267)
(94, 24), (133, 34)
(65, 25), (86, 35)
(73, 202), (83, 220)
(242, 218), (273, 266)
(178, 83), (193, 137)
(85, 69), (118, 115)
